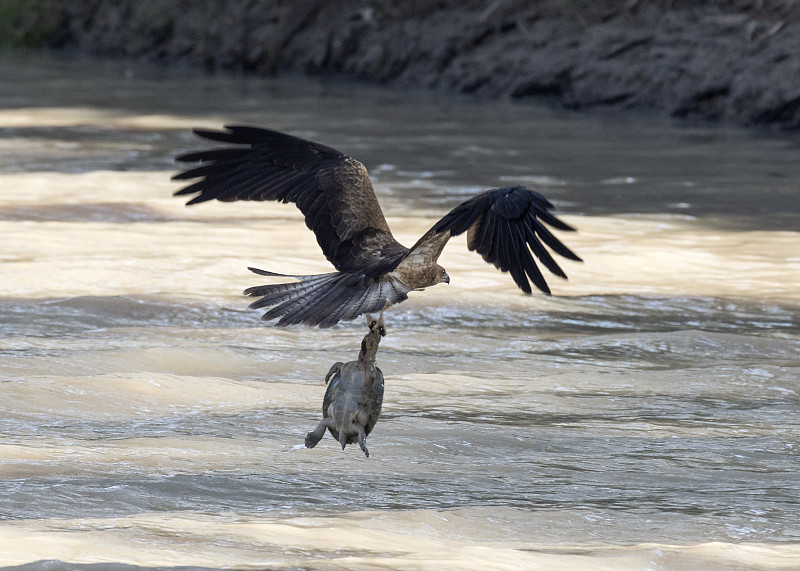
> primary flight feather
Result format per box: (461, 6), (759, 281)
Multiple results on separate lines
(173, 126), (581, 327)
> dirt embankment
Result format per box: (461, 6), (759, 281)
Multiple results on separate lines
(5, 0), (800, 128)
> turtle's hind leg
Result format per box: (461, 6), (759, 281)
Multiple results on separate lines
(305, 418), (334, 449)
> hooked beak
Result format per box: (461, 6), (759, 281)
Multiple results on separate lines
(443, 271), (450, 284)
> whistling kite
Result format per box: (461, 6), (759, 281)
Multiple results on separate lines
(173, 126), (581, 327)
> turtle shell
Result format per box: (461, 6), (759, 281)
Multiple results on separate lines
(322, 365), (384, 442)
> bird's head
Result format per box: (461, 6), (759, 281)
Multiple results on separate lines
(437, 265), (450, 285)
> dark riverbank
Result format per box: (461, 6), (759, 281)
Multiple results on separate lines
(4, 0), (800, 129)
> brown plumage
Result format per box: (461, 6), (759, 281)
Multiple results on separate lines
(173, 126), (582, 327)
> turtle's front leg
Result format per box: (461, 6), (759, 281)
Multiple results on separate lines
(324, 362), (344, 385)
(305, 417), (334, 449)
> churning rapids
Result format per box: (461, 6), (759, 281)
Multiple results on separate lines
(1, 52), (799, 570)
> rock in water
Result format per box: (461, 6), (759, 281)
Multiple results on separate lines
(305, 314), (386, 457)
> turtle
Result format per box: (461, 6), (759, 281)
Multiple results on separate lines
(304, 313), (386, 457)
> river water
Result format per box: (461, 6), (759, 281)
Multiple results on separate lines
(0, 51), (798, 570)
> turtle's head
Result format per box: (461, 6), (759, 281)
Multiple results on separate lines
(361, 314), (385, 363)
(366, 313), (386, 337)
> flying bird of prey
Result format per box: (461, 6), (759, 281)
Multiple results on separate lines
(173, 126), (581, 327)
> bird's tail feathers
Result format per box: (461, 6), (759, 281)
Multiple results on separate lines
(243, 268), (411, 328)
(247, 267), (303, 278)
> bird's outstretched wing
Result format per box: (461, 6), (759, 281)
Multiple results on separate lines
(412, 185), (581, 294)
(173, 126), (407, 275)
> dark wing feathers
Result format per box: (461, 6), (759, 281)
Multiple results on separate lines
(521, 220), (563, 284)
(173, 125), (407, 274)
(186, 126), (343, 165)
(431, 185), (581, 295)
(531, 219), (578, 262)
(535, 209), (575, 232)
(504, 220), (528, 293)
(516, 223), (548, 294)
(172, 152), (243, 177)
